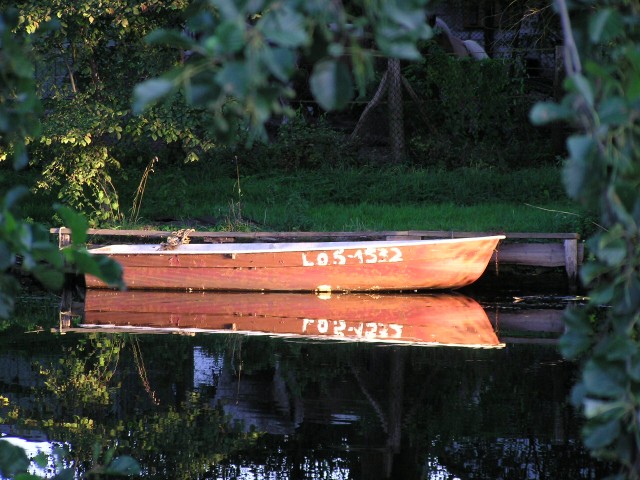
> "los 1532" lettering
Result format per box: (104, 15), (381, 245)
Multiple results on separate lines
(301, 247), (403, 267)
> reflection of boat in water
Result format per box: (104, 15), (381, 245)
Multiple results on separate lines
(75, 290), (504, 348)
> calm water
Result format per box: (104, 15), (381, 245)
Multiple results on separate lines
(1, 287), (613, 479)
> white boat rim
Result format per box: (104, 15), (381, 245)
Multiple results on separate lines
(88, 235), (506, 255)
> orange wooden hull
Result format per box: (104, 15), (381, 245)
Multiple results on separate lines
(85, 236), (504, 292)
(81, 290), (502, 347)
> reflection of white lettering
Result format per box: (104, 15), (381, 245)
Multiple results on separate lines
(301, 319), (405, 340)
(302, 319), (314, 332)
(378, 324), (389, 337)
(365, 322), (377, 338)
(317, 319), (329, 333)
(389, 324), (403, 337)
(352, 323), (364, 337)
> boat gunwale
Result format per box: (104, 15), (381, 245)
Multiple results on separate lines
(88, 235), (506, 255)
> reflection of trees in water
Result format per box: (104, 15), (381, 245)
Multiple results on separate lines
(2, 333), (613, 479)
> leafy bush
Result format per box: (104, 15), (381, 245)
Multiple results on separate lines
(243, 111), (359, 172)
(403, 47), (550, 168)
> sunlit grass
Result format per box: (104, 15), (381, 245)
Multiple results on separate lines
(245, 201), (591, 234)
(3, 163), (596, 235)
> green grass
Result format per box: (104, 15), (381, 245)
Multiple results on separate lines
(244, 202), (590, 233)
(2, 163), (596, 236)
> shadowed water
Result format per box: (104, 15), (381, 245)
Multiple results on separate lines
(1, 289), (612, 479)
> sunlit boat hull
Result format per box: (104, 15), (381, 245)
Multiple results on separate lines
(85, 236), (504, 292)
(79, 290), (503, 347)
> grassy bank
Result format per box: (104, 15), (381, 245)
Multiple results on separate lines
(1, 163), (595, 236)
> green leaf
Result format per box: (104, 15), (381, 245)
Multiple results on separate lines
(13, 147), (29, 170)
(212, 0), (240, 19)
(559, 330), (593, 359)
(0, 440), (30, 477)
(216, 21), (245, 54)
(383, 5), (428, 32)
(260, 46), (296, 82)
(0, 287), (18, 319)
(583, 399), (625, 420)
(92, 254), (125, 289)
(9, 50), (34, 77)
(310, 59), (354, 111)
(145, 29), (195, 49)
(627, 354), (640, 382)
(0, 242), (15, 270)
(597, 237), (627, 267)
(31, 264), (64, 290)
(606, 186), (637, 230)
(65, 249), (101, 276)
(569, 74), (594, 108)
(3, 186), (29, 212)
(562, 134), (596, 199)
(377, 38), (421, 61)
(598, 97), (627, 125)
(589, 9), (624, 44)
(615, 276), (640, 315)
(562, 158), (586, 201)
(589, 284), (615, 305)
(583, 359), (626, 398)
(132, 78), (175, 114)
(185, 75), (222, 106)
(563, 307), (593, 334)
(105, 456), (141, 476)
(216, 62), (249, 97)
(529, 101), (572, 125)
(258, 6), (307, 48)
(17, 223), (33, 250)
(54, 205), (88, 244)
(594, 334), (638, 361)
(583, 418), (620, 450)
(15, 472), (42, 480)
(33, 452), (49, 468)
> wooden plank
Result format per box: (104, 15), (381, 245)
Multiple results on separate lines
(486, 309), (565, 333)
(50, 227), (580, 241)
(492, 243), (567, 267)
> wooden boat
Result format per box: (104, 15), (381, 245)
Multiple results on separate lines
(77, 290), (503, 348)
(85, 235), (505, 292)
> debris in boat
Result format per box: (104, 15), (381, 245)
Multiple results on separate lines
(159, 229), (195, 250)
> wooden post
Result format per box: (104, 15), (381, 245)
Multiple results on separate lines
(564, 238), (578, 288)
(58, 227), (71, 248)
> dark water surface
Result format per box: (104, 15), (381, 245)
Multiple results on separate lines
(1, 288), (613, 479)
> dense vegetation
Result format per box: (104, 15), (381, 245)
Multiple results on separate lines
(2, 0), (640, 477)
(531, 2), (640, 477)
(0, 0), (559, 228)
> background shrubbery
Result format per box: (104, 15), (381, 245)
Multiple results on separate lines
(1, 1), (561, 227)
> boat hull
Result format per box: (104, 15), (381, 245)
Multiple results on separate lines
(85, 236), (504, 292)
